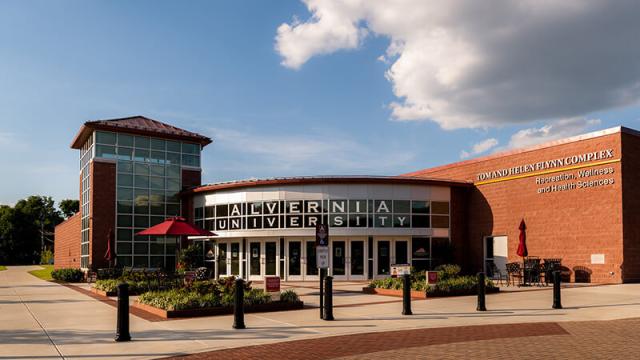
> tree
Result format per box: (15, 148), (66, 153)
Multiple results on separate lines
(59, 199), (80, 218)
(0, 196), (63, 264)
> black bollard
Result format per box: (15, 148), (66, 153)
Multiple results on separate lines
(552, 270), (562, 309)
(476, 272), (487, 311)
(319, 268), (325, 319)
(115, 283), (131, 342)
(324, 276), (334, 321)
(233, 278), (246, 329)
(402, 273), (413, 315)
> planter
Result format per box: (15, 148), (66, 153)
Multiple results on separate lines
(362, 287), (427, 299)
(363, 286), (500, 298)
(132, 300), (305, 319)
(427, 287), (500, 297)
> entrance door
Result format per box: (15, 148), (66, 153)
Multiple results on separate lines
(265, 241), (278, 277)
(332, 240), (347, 279)
(485, 236), (508, 275)
(350, 240), (365, 280)
(305, 240), (319, 280)
(395, 240), (408, 265)
(248, 242), (261, 280)
(217, 243), (228, 277)
(230, 242), (241, 277)
(287, 240), (303, 281)
(377, 240), (391, 277)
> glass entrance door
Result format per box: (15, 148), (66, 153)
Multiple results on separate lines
(249, 242), (261, 280)
(350, 240), (365, 280)
(287, 241), (302, 280)
(305, 241), (318, 280)
(265, 241), (278, 276)
(230, 242), (241, 276)
(377, 240), (391, 276)
(332, 241), (346, 279)
(217, 243), (227, 277)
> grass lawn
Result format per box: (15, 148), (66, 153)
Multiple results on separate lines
(28, 265), (54, 281)
(0, 265), (6, 271)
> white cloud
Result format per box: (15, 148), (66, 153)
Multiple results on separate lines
(460, 138), (499, 159)
(508, 117), (601, 149)
(275, 2), (367, 70)
(276, 0), (640, 129)
(206, 127), (414, 178)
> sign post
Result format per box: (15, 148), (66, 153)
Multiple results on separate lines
(316, 223), (329, 319)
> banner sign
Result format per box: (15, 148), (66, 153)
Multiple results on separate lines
(427, 271), (439, 284)
(196, 199), (438, 231)
(391, 264), (411, 277)
(265, 276), (280, 292)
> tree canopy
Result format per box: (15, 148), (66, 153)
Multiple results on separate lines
(59, 199), (79, 218)
(0, 196), (64, 264)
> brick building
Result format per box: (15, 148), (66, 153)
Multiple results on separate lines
(54, 117), (640, 283)
(54, 116), (211, 270)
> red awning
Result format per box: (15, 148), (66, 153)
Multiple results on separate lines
(136, 217), (216, 237)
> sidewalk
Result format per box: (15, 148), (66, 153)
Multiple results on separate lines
(2, 265), (640, 360)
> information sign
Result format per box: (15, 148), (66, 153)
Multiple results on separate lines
(317, 247), (329, 269)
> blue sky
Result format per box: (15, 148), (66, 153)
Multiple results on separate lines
(1, 0), (639, 205)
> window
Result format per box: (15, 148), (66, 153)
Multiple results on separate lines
(96, 131), (116, 145)
(182, 142), (200, 154)
(411, 237), (430, 272)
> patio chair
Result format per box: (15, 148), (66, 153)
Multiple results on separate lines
(505, 262), (523, 286)
(487, 261), (507, 286)
(543, 259), (562, 284)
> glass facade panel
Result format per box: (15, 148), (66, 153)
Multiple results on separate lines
(288, 241), (301, 276)
(118, 133), (134, 147)
(135, 136), (150, 148)
(166, 140), (181, 153)
(96, 131), (116, 145)
(265, 242), (277, 275)
(351, 241), (364, 275)
(111, 134), (192, 269)
(306, 241), (317, 275)
(182, 142), (200, 154)
(96, 145), (116, 159)
(333, 241), (345, 275)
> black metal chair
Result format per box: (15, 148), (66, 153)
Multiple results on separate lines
(487, 261), (507, 286)
(505, 262), (523, 286)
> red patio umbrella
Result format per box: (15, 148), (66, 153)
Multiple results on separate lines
(136, 217), (216, 237)
(136, 217), (216, 268)
(517, 219), (528, 285)
(104, 228), (116, 268)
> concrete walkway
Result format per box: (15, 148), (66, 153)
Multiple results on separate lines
(2, 265), (640, 360)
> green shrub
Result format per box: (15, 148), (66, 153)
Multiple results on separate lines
(426, 275), (496, 295)
(40, 249), (53, 265)
(138, 286), (274, 311)
(178, 245), (201, 270)
(280, 289), (300, 303)
(94, 279), (148, 293)
(434, 264), (461, 281)
(244, 288), (272, 305)
(51, 268), (84, 282)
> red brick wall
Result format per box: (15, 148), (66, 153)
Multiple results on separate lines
(409, 132), (624, 283)
(621, 132), (640, 282)
(90, 160), (116, 269)
(54, 213), (81, 269)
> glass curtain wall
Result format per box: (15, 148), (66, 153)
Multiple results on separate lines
(79, 135), (93, 269)
(94, 130), (200, 269)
